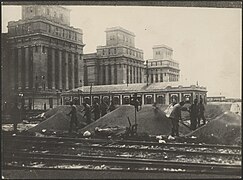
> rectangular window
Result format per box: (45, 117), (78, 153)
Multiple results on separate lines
(35, 46), (38, 52)
(42, 46), (45, 53)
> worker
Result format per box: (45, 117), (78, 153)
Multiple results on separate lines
(11, 102), (21, 133)
(82, 102), (92, 124)
(169, 101), (186, 137)
(198, 98), (206, 126)
(66, 101), (78, 133)
(92, 101), (101, 120)
(189, 99), (199, 130)
(100, 99), (108, 117)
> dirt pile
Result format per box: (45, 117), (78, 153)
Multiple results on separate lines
(28, 106), (86, 133)
(80, 105), (191, 136)
(187, 111), (241, 145)
(204, 103), (232, 119)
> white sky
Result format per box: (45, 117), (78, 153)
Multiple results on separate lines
(2, 5), (242, 98)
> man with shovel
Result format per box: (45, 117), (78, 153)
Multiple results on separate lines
(66, 101), (78, 133)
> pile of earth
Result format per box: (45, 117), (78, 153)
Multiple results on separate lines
(204, 103), (232, 120)
(28, 105), (87, 133)
(80, 105), (191, 136)
(187, 111), (241, 145)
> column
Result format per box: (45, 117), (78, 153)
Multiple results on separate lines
(105, 65), (109, 85)
(165, 93), (170, 105)
(51, 48), (55, 89)
(58, 50), (62, 89)
(10, 48), (16, 90)
(127, 65), (130, 84)
(17, 48), (22, 89)
(153, 93), (156, 103)
(71, 53), (75, 89)
(158, 72), (161, 82)
(123, 64), (127, 84)
(65, 52), (69, 90)
(130, 65), (134, 84)
(119, 94), (122, 105)
(78, 53), (83, 87)
(134, 66), (137, 83)
(153, 74), (156, 83)
(100, 64), (103, 85)
(25, 47), (29, 89)
(111, 64), (115, 84)
(141, 93), (144, 105)
(140, 68), (143, 83)
(179, 93), (182, 102)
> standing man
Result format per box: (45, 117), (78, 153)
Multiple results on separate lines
(100, 99), (108, 117)
(11, 102), (21, 133)
(82, 102), (92, 124)
(189, 99), (199, 130)
(92, 101), (101, 120)
(169, 101), (186, 137)
(198, 98), (206, 126)
(66, 101), (78, 133)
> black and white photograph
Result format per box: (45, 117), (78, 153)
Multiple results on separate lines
(1, 1), (242, 179)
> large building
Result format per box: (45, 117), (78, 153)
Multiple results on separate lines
(83, 27), (145, 86)
(146, 45), (180, 83)
(4, 5), (84, 109)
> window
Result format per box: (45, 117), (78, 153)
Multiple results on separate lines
(114, 48), (116, 54)
(47, 8), (50, 15)
(103, 49), (105, 55)
(108, 49), (110, 55)
(69, 31), (71, 39)
(35, 45), (38, 52)
(60, 14), (63, 20)
(42, 46), (45, 53)
(63, 29), (65, 37)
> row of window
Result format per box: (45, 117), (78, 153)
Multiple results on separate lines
(101, 48), (143, 58)
(109, 34), (133, 44)
(9, 22), (81, 42)
(155, 50), (172, 56)
(150, 61), (178, 67)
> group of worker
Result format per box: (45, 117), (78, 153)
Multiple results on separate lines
(167, 98), (206, 137)
(67, 99), (116, 133)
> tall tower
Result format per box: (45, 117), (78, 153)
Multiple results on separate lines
(146, 45), (180, 83)
(84, 27), (144, 86)
(7, 5), (85, 108)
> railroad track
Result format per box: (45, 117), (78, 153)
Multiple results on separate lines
(4, 152), (241, 175)
(3, 134), (241, 175)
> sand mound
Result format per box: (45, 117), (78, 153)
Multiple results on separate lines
(205, 103), (232, 119)
(28, 110), (87, 133)
(80, 105), (191, 136)
(187, 111), (241, 145)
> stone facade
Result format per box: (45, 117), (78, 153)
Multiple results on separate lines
(5, 5), (85, 109)
(146, 45), (180, 83)
(84, 27), (145, 86)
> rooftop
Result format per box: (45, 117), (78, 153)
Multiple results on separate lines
(63, 82), (207, 95)
(105, 26), (135, 37)
(153, 45), (173, 51)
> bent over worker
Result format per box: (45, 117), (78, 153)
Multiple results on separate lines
(169, 101), (186, 137)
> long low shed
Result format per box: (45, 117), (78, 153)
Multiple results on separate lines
(61, 82), (207, 106)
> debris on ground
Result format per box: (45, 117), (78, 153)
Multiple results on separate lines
(187, 111), (241, 145)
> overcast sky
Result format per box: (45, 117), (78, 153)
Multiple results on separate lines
(2, 5), (242, 98)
